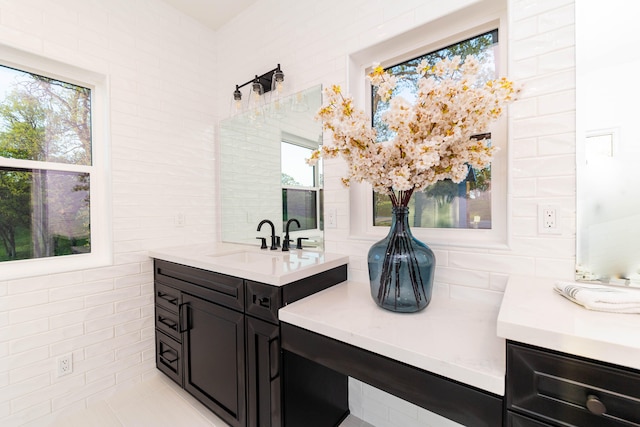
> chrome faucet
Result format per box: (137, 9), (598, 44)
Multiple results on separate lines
(257, 219), (278, 250)
(282, 218), (300, 251)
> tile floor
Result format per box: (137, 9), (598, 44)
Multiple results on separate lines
(50, 374), (373, 427)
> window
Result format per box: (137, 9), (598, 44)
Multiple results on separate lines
(0, 46), (109, 279)
(372, 30), (498, 230)
(281, 136), (323, 232)
(348, 6), (509, 248)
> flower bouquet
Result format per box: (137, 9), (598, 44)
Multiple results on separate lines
(309, 55), (518, 311)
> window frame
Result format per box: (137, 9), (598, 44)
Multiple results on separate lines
(347, 8), (511, 249)
(0, 45), (111, 280)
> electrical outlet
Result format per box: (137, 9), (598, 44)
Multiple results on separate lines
(538, 204), (561, 235)
(326, 208), (337, 228)
(57, 353), (73, 377)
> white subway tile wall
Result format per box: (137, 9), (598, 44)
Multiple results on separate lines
(0, 0), (576, 426)
(0, 0), (217, 425)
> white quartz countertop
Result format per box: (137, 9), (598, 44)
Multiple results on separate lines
(498, 275), (640, 371)
(149, 243), (349, 286)
(279, 280), (506, 395)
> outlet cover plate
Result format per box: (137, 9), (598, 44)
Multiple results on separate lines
(538, 204), (561, 235)
(57, 353), (73, 377)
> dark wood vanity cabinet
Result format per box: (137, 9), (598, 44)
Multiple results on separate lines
(506, 341), (640, 427)
(153, 259), (347, 427)
(154, 259), (246, 427)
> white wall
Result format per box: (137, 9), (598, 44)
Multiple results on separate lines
(0, 0), (575, 425)
(0, 0), (218, 425)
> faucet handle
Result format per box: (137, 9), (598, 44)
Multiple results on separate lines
(256, 237), (267, 249)
(296, 237), (309, 250)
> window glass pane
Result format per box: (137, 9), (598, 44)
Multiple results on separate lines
(281, 141), (314, 186)
(372, 30), (498, 229)
(0, 167), (90, 262)
(374, 135), (493, 229)
(282, 189), (317, 231)
(0, 64), (92, 166)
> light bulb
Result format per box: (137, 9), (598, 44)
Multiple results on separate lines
(231, 85), (243, 115)
(272, 67), (285, 94)
(232, 99), (242, 114)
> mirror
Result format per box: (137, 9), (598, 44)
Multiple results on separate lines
(576, 2), (640, 285)
(219, 85), (324, 249)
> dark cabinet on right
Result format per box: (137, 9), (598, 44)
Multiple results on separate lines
(506, 341), (640, 427)
(245, 280), (283, 426)
(246, 316), (281, 427)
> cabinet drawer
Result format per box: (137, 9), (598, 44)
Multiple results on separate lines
(246, 281), (281, 324)
(156, 306), (181, 341)
(155, 282), (181, 313)
(507, 342), (640, 427)
(156, 331), (182, 386)
(155, 259), (244, 311)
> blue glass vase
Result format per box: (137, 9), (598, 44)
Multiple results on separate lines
(368, 206), (435, 313)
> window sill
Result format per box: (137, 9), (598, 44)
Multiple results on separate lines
(346, 228), (511, 251)
(0, 252), (112, 281)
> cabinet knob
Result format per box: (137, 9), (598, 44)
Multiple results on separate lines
(586, 394), (606, 415)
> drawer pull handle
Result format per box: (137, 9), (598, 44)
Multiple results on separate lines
(158, 292), (178, 305)
(179, 303), (191, 333)
(586, 394), (606, 415)
(158, 316), (178, 330)
(270, 337), (280, 380)
(160, 349), (178, 364)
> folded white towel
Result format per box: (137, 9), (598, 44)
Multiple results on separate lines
(554, 281), (640, 314)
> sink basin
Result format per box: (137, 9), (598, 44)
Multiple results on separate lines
(209, 251), (284, 264)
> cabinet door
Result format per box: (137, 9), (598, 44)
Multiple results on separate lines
(182, 293), (246, 427)
(247, 317), (281, 427)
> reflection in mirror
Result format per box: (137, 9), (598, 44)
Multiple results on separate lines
(576, 1), (640, 285)
(281, 134), (323, 233)
(219, 85), (323, 249)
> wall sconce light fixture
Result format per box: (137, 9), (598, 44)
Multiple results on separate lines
(232, 64), (285, 114)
